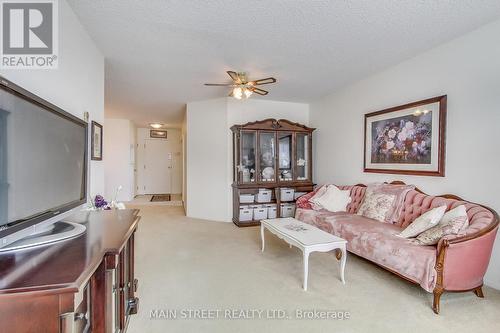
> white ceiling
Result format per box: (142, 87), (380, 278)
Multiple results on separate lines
(67, 0), (500, 127)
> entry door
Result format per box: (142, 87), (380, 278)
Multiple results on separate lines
(144, 140), (172, 194)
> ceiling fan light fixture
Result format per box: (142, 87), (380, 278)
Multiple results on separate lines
(244, 88), (253, 98)
(205, 71), (276, 99)
(233, 87), (243, 100)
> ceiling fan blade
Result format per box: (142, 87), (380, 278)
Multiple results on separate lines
(227, 71), (241, 83)
(250, 77), (276, 85)
(251, 87), (269, 96)
(204, 83), (233, 86)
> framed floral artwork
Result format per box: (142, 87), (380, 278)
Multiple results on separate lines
(364, 95), (447, 176)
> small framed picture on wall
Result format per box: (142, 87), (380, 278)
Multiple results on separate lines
(91, 121), (103, 161)
(150, 130), (167, 139)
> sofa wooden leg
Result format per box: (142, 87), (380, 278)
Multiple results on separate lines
(334, 249), (342, 260)
(473, 287), (484, 298)
(432, 289), (443, 314)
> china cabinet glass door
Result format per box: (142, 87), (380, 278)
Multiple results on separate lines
(258, 132), (276, 182)
(278, 132), (293, 182)
(240, 131), (256, 183)
(296, 133), (309, 181)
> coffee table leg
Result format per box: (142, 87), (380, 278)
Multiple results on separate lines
(260, 224), (265, 252)
(340, 245), (347, 284)
(303, 250), (310, 291)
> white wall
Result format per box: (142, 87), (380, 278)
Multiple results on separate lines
(310, 19), (500, 289)
(104, 119), (136, 202)
(181, 111), (188, 207)
(186, 98), (229, 221)
(0, 0), (104, 197)
(136, 127), (182, 195)
(186, 98), (310, 222)
(226, 99), (309, 126)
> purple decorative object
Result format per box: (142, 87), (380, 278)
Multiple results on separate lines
(94, 195), (110, 210)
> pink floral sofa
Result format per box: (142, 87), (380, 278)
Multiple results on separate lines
(295, 181), (499, 314)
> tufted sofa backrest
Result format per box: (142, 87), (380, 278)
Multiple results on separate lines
(396, 190), (495, 235)
(302, 184), (496, 236)
(337, 185), (367, 214)
(334, 184), (495, 235)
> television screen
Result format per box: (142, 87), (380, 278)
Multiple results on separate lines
(0, 80), (87, 229)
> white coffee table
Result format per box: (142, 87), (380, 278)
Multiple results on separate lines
(260, 217), (347, 291)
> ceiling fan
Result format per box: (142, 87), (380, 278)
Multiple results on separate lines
(204, 71), (277, 99)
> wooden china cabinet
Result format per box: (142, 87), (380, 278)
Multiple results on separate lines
(231, 119), (315, 227)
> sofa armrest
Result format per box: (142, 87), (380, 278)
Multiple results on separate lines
(296, 187), (322, 209)
(437, 226), (498, 291)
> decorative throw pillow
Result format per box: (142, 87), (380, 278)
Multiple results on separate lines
(308, 185), (330, 210)
(357, 191), (396, 222)
(360, 184), (415, 223)
(313, 185), (351, 212)
(414, 205), (469, 245)
(397, 205), (447, 238)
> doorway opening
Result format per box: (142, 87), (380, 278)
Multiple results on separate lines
(134, 128), (183, 206)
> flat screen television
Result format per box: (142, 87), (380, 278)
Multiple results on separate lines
(0, 77), (87, 247)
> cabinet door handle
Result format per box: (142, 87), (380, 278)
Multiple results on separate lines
(127, 297), (139, 315)
(127, 279), (139, 292)
(74, 312), (88, 321)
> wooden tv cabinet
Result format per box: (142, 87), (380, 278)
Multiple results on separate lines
(0, 209), (140, 333)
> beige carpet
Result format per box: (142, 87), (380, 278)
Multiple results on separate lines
(127, 205), (500, 333)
